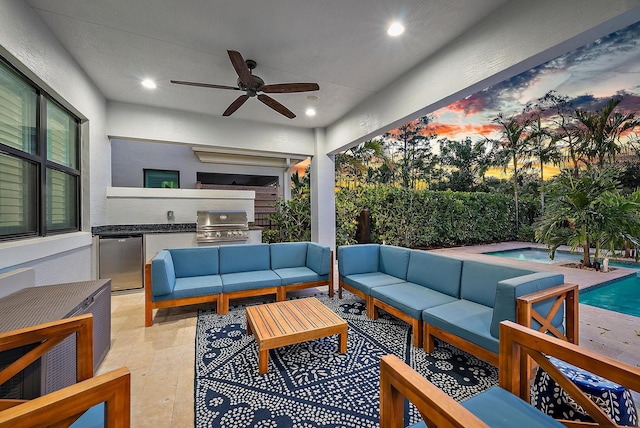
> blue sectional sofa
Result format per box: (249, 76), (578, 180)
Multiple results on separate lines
(337, 244), (578, 365)
(145, 242), (333, 326)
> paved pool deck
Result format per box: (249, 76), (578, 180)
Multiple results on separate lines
(432, 242), (640, 370)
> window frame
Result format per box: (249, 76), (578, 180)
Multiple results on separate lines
(143, 168), (180, 189)
(0, 55), (81, 241)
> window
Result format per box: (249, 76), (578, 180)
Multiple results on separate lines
(144, 169), (180, 188)
(0, 58), (80, 240)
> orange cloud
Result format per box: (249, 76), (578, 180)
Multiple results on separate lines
(445, 94), (488, 116)
(427, 122), (501, 139)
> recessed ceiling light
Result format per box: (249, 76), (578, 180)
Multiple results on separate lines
(305, 108), (316, 117)
(141, 79), (157, 89)
(387, 21), (405, 37)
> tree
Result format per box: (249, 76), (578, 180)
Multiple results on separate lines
(383, 116), (436, 189)
(438, 137), (492, 192)
(335, 139), (388, 188)
(536, 91), (584, 177)
(523, 114), (562, 211)
(575, 97), (639, 169)
(534, 167), (622, 267)
(490, 113), (531, 231)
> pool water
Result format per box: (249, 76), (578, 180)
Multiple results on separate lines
(580, 276), (640, 318)
(485, 247), (640, 318)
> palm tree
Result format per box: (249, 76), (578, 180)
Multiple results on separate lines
(490, 113), (531, 231)
(575, 97), (639, 169)
(335, 139), (388, 188)
(591, 189), (640, 264)
(534, 167), (622, 267)
(525, 116), (562, 212)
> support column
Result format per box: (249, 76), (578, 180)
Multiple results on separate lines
(311, 128), (336, 250)
(283, 158), (292, 200)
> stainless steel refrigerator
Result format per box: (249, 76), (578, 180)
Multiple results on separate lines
(98, 235), (143, 291)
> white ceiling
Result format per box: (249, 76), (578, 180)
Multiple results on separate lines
(26, 0), (511, 129)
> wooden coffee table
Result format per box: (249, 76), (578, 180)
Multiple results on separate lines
(246, 297), (348, 374)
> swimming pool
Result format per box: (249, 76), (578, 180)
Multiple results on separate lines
(485, 247), (640, 318)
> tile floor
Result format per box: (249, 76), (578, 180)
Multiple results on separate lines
(98, 246), (640, 427)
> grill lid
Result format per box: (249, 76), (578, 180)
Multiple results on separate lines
(197, 210), (248, 228)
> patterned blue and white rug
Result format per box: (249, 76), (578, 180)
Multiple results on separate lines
(195, 292), (497, 427)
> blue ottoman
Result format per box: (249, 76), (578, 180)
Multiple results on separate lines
(531, 356), (638, 426)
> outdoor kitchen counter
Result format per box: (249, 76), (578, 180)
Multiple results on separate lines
(92, 223), (196, 236)
(92, 223), (263, 236)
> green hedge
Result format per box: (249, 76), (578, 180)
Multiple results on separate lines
(266, 185), (538, 247)
(336, 186), (537, 247)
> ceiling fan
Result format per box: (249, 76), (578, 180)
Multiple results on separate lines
(171, 50), (319, 119)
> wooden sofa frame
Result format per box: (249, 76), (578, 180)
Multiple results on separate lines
(145, 250), (334, 326)
(423, 282), (579, 366)
(0, 314), (130, 427)
(381, 320), (640, 428)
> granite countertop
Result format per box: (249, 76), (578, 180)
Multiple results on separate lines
(92, 223), (196, 236)
(92, 223), (262, 236)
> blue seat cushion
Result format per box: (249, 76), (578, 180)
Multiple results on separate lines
(406, 251), (463, 298)
(221, 270), (281, 292)
(337, 244), (379, 276)
(153, 275), (222, 302)
(270, 242), (308, 269)
(219, 244), (271, 274)
(460, 260), (533, 308)
(408, 386), (563, 428)
(462, 386), (565, 427)
(274, 267), (327, 285)
(371, 283), (458, 319)
(422, 299), (497, 354)
(70, 403), (104, 428)
(169, 246), (219, 277)
(341, 272), (406, 295)
(378, 245), (411, 280)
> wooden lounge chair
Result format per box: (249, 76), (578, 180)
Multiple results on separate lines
(0, 314), (130, 427)
(380, 320), (640, 427)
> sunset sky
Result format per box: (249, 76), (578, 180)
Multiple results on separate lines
(427, 20), (640, 142)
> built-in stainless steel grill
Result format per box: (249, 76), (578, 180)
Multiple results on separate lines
(196, 210), (249, 243)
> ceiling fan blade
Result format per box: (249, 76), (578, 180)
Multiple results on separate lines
(260, 83), (320, 93)
(171, 80), (240, 91)
(223, 94), (250, 116)
(257, 94), (295, 119)
(227, 50), (253, 88)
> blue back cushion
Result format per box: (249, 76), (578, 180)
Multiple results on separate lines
(270, 242), (308, 269)
(460, 260), (533, 307)
(406, 250), (463, 297)
(378, 245), (411, 280)
(219, 244), (271, 274)
(337, 244), (379, 276)
(151, 250), (176, 297)
(169, 247), (219, 278)
(306, 242), (331, 275)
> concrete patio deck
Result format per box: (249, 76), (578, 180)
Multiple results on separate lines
(433, 242), (640, 369)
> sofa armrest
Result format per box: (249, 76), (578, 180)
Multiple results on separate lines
(380, 354), (488, 428)
(337, 244), (380, 276)
(490, 272), (564, 338)
(306, 242), (332, 275)
(516, 283), (579, 344)
(150, 250), (176, 297)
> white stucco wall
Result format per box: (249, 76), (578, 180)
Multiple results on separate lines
(0, 0), (107, 286)
(324, 0), (640, 153)
(107, 101), (316, 156)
